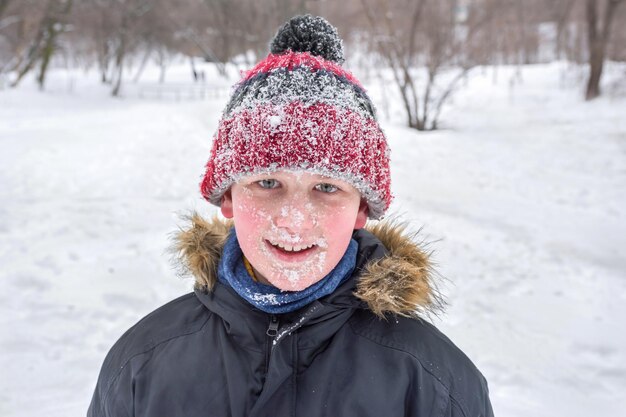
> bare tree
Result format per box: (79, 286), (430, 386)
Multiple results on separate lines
(552, 0), (577, 59)
(36, 0), (73, 89)
(7, 0), (73, 89)
(164, 0), (226, 76)
(110, 0), (153, 96)
(69, 1), (116, 83)
(0, 0), (21, 77)
(0, 0), (12, 19)
(359, 0), (493, 130)
(584, 0), (624, 100)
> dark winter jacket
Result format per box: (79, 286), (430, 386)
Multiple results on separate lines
(88, 215), (493, 417)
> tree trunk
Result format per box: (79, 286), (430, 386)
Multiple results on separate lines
(585, 0), (624, 100)
(37, 16), (58, 90)
(586, 42), (604, 100)
(97, 41), (109, 83)
(555, 0), (575, 60)
(158, 57), (167, 83)
(111, 35), (126, 97)
(36, 34), (54, 90)
(10, 45), (40, 87)
(10, 0), (72, 89)
(0, 0), (11, 19)
(10, 14), (47, 87)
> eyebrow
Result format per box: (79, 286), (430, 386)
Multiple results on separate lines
(318, 177), (344, 184)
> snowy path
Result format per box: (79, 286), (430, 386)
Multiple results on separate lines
(1, 63), (625, 416)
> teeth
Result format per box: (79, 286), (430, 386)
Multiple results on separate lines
(270, 240), (315, 252)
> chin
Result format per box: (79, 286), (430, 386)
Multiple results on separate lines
(267, 274), (322, 292)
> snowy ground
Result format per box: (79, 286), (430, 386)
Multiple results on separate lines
(1, 60), (625, 417)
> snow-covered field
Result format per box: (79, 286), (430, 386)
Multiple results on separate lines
(1, 60), (625, 417)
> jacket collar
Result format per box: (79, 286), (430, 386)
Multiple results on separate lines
(171, 213), (442, 319)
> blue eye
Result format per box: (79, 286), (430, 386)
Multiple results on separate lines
(257, 179), (280, 189)
(315, 183), (338, 193)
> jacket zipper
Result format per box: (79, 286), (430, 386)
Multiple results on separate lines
(265, 314), (279, 374)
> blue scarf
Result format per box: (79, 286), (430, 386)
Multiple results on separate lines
(217, 229), (357, 314)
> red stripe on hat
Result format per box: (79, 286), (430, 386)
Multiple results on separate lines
(241, 51), (364, 90)
(201, 102), (391, 212)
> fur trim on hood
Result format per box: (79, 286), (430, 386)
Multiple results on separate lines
(171, 213), (443, 318)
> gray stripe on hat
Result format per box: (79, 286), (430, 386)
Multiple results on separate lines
(225, 66), (377, 121)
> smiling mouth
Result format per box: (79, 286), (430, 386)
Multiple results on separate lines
(266, 239), (317, 253)
(263, 239), (319, 262)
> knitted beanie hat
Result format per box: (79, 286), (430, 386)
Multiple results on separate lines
(200, 15), (392, 219)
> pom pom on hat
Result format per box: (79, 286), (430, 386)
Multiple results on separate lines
(270, 14), (345, 64)
(201, 15), (392, 219)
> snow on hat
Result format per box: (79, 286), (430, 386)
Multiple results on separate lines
(200, 14), (392, 219)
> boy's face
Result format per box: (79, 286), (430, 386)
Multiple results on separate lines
(221, 171), (368, 291)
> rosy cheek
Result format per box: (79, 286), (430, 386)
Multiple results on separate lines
(234, 194), (270, 244)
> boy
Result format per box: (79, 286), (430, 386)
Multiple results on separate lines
(88, 15), (493, 417)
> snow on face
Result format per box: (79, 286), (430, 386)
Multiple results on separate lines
(222, 170), (366, 291)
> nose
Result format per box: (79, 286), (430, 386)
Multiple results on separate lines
(273, 199), (316, 234)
